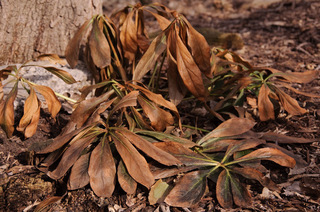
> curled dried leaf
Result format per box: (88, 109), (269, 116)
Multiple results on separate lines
(33, 84), (61, 118)
(258, 84), (275, 121)
(0, 82), (18, 137)
(182, 16), (211, 78)
(133, 32), (167, 82)
(37, 54), (67, 66)
(65, 19), (93, 68)
(274, 87), (307, 116)
(138, 96), (174, 131)
(17, 86), (41, 138)
(235, 147), (296, 168)
(89, 17), (111, 68)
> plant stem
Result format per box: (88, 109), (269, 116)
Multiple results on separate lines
(176, 124), (210, 133)
(22, 78), (77, 103)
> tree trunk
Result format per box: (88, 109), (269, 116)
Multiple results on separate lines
(0, 0), (102, 64)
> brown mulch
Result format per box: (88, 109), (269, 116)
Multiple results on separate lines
(0, 0), (319, 211)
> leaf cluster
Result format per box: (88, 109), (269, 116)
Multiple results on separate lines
(1, 2), (319, 209)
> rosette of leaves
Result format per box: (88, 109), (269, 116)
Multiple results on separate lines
(35, 86), (194, 197)
(147, 118), (296, 208)
(208, 48), (320, 121)
(0, 55), (76, 138)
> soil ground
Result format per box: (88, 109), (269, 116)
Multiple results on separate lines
(0, 0), (319, 211)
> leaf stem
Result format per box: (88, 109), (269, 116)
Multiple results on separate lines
(21, 78), (77, 103)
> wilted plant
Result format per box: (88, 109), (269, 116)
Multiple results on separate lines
(0, 55), (76, 138)
(35, 87), (188, 197)
(146, 118), (297, 208)
(2, 2), (319, 210)
(208, 48), (319, 121)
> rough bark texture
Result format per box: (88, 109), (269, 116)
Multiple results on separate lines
(0, 0), (102, 64)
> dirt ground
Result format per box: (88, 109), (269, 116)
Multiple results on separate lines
(0, 0), (319, 211)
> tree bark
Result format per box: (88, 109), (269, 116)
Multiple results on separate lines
(0, 0), (102, 64)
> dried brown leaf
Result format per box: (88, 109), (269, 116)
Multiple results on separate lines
(117, 128), (181, 166)
(117, 160), (137, 194)
(232, 167), (280, 192)
(167, 59), (187, 105)
(64, 90), (114, 133)
(68, 153), (90, 190)
(112, 131), (154, 188)
(165, 170), (209, 207)
(182, 16), (211, 78)
(37, 127), (87, 154)
(201, 139), (237, 153)
(274, 87), (307, 115)
(235, 147), (296, 168)
(153, 141), (211, 166)
(132, 84), (181, 124)
(47, 136), (95, 180)
(17, 86), (40, 137)
(33, 84), (61, 118)
(37, 54), (67, 66)
(266, 68), (319, 83)
(276, 82), (320, 98)
(65, 19), (92, 68)
(110, 90), (139, 115)
(138, 96), (174, 131)
(88, 140), (116, 197)
(145, 10), (171, 31)
(120, 11), (137, 61)
(0, 82), (18, 137)
(23, 100), (41, 138)
(136, 130), (196, 148)
(258, 84), (275, 121)
(198, 118), (255, 145)
(89, 18), (111, 68)
(175, 28), (207, 101)
(133, 32), (167, 81)
(216, 170), (233, 208)
(261, 131), (317, 144)
(224, 138), (266, 160)
(230, 172), (252, 207)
